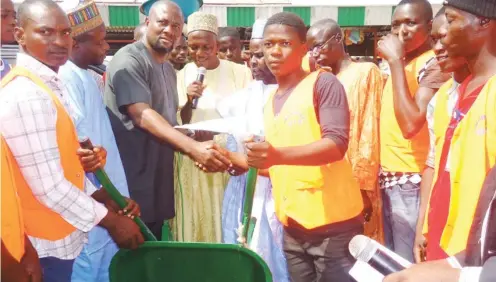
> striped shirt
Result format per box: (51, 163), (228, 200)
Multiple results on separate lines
(0, 53), (108, 259)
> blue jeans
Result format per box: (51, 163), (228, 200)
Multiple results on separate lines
(382, 182), (420, 263)
(40, 257), (74, 282)
(71, 241), (119, 282)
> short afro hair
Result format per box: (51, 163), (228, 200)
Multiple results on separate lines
(264, 12), (307, 42)
(218, 27), (241, 40)
(396, 0), (434, 22)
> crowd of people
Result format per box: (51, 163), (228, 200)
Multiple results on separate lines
(1, 0), (496, 281)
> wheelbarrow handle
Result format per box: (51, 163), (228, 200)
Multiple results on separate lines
(79, 137), (157, 242)
(240, 135), (264, 244)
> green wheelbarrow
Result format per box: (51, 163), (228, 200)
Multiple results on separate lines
(80, 135), (272, 282)
(108, 168), (271, 282)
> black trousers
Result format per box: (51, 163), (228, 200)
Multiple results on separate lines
(283, 222), (363, 282)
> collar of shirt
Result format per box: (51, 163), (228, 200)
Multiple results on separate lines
(16, 52), (62, 85)
(15, 53), (75, 119)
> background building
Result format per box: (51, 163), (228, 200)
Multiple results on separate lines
(3, 0), (444, 61)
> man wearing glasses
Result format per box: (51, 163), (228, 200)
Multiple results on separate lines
(307, 19), (384, 245)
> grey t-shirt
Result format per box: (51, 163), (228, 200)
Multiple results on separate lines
(104, 41), (178, 222)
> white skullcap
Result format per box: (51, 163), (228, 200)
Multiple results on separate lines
(187, 12), (218, 36)
(251, 19), (267, 40)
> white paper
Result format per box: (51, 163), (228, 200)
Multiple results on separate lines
(175, 116), (261, 139)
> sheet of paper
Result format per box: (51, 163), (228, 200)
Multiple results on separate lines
(175, 117), (245, 134)
(349, 260), (385, 282)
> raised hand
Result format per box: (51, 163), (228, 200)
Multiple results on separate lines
(377, 34), (405, 63)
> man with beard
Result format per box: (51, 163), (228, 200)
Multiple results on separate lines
(413, 6), (470, 263)
(217, 27), (244, 64)
(377, 0), (451, 262)
(245, 12), (363, 282)
(174, 12), (251, 243)
(1, 0), (16, 78)
(0, 0), (144, 280)
(170, 35), (188, 71)
(307, 19), (383, 244)
(104, 1), (230, 240)
(59, 1), (140, 281)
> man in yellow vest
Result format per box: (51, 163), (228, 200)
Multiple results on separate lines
(384, 0), (496, 280)
(0, 0), (144, 280)
(377, 0), (450, 262)
(421, 0), (496, 262)
(306, 18), (384, 243)
(413, 6), (471, 263)
(245, 12), (363, 282)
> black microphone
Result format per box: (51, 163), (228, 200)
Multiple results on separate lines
(349, 235), (407, 276)
(191, 67), (206, 109)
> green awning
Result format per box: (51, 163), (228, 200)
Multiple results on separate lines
(109, 6), (140, 27)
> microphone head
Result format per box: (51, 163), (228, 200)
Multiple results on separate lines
(198, 66), (207, 75)
(349, 235), (378, 262)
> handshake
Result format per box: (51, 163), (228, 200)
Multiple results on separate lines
(179, 130), (275, 175)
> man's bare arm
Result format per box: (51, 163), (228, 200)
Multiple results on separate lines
(126, 102), (197, 154)
(125, 102), (231, 172)
(389, 60), (437, 139)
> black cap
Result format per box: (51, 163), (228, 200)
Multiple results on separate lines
(444, 0), (496, 19)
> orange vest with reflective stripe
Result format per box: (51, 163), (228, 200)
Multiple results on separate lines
(380, 51), (435, 172)
(1, 66), (85, 241)
(264, 71), (363, 229)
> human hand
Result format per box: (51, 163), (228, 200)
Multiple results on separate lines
(186, 81), (207, 103)
(383, 261), (460, 282)
(413, 232), (427, 263)
(190, 141), (232, 172)
(244, 136), (278, 169)
(226, 151), (249, 176)
(20, 238), (42, 282)
(77, 146), (107, 172)
(361, 190), (373, 222)
(377, 34), (405, 63)
(101, 212), (144, 249)
(105, 197), (141, 219)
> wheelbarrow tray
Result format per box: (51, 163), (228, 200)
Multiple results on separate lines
(110, 241), (273, 282)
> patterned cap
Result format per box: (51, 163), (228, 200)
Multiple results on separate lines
(187, 12), (218, 35)
(251, 19), (267, 39)
(65, 0), (104, 37)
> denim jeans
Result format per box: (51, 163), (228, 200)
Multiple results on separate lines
(382, 182), (420, 263)
(283, 222), (363, 282)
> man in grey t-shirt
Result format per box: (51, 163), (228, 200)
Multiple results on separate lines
(104, 0), (231, 239)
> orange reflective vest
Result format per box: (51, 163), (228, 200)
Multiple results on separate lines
(423, 75), (496, 256)
(264, 71), (363, 229)
(380, 51), (435, 173)
(1, 66), (85, 241)
(1, 136), (25, 261)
